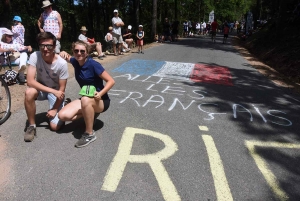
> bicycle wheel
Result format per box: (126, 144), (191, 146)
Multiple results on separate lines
(0, 76), (11, 124)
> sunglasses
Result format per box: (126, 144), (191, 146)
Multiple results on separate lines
(39, 44), (54, 50)
(74, 49), (86, 54)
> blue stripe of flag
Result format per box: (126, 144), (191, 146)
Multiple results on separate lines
(112, 59), (166, 76)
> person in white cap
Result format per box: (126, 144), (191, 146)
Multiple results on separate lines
(0, 28), (32, 84)
(78, 26), (106, 60)
(11, 15), (25, 45)
(122, 25), (133, 50)
(37, 0), (63, 53)
(111, 9), (124, 56)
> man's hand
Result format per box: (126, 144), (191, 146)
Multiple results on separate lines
(57, 33), (61, 40)
(59, 51), (69, 60)
(53, 90), (65, 100)
(46, 109), (57, 119)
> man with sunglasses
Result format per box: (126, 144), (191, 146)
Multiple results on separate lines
(23, 32), (69, 142)
(37, 0), (63, 53)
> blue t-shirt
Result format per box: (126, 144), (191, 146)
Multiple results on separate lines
(70, 57), (109, 100)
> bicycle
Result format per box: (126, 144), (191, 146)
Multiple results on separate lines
(0, 51), (14, 125)
(0, 72), (11, 125)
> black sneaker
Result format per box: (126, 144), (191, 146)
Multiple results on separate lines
(75, 131), (97, 148)
(17, 74), (26, 85)
(24, 125), (36, 142)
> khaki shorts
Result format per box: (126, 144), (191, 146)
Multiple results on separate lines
(112, 33), (123, 44)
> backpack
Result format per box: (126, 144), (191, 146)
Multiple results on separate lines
(0, 70), (18, 85)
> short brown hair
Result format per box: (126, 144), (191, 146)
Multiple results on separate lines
(36, 32), (56, 46)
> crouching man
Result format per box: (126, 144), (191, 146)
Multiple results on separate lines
(23, 32), (69, 142)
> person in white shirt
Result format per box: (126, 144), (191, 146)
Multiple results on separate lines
(111, 9), (124, 56)
(202, 21), (207, 35)
(196, 22), (200, 35)
(78, 26), (106, 60)
(0, 28), (32, 83)
(104, 26), (113, 53)
(24, 32), (68, 142)
(11, 16), (25, 45)
(37, 0), (63, 53)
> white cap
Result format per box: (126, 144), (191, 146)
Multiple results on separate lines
(113, 9), (118, 13)
(128, 25), (132, 30)
(139, 25), (143, 28)
(2, 28), (13, 35)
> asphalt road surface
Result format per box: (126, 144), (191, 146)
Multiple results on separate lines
(1, 34), (300, 201)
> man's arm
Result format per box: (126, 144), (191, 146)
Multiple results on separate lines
(47, 79), (67, 118)
(115, 19), (124, 27)
(57, 12), (63, 40)
(37, 14), (44, 32)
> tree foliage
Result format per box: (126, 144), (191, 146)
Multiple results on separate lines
(0, 0), (298, 51)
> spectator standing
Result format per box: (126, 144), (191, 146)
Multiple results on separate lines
(11, 16), (25, 45)
(195, 22), (200, 35)
(122, 25), (133, 50)
(206, 22), (211, 35)
(229, 22), (234, 32)
(23, 32), (69, 142)
(183, 20), (189, 37)
(37, 0), (63, 53)
(237, 22), (241, 34)
(162, 18), (172, 42)
(111, 9), (124, 56)
(188, 20), (192, 34)
(136, 25), (144, 54)
(211, 19), (218, 42)
(58, 40), (115, 148)
(192, 21), (196, 35)
(223, 22), (230, 44)
(78, 26), (106, 60)
(200, 22), (204, 35)
(202, 21), (207, 35)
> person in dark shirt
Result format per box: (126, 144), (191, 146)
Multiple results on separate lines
(122, 25), (133, 50)
(59, 40), (115, 148)
(161, 18), (172, 42)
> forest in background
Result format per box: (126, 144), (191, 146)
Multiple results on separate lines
(0, 0), (299, 55)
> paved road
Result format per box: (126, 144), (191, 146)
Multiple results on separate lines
(1, 34), (300, 201)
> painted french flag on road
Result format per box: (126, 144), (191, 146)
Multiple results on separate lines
(112, 59), (233, 86)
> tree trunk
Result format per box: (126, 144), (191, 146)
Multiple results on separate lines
(151, 0), (157, 40)
(0, 0), (11, 27)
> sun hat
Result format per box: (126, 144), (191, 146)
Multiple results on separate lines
(80, 26), (88, 31)
(139, 25), (143, 28)
(128, 25), (132, 30)
(113, 9), (118, 13)
(79, 85), (96, 97)
(41, 0), (52, 8)
(2, 28), (13, 35)
(13, 16), (22, 22)
(108, 26), (113, 31)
